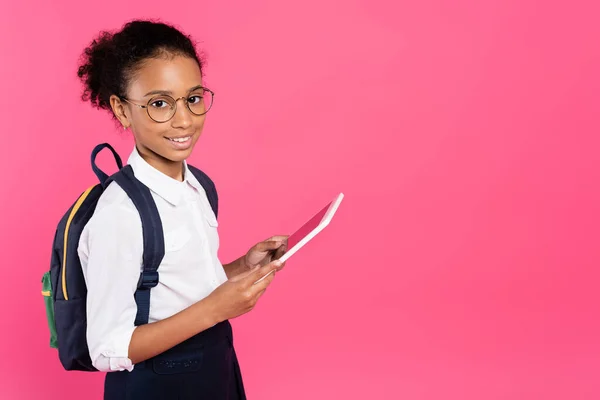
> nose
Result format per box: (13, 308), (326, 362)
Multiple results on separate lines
(170, 97), (194, 129)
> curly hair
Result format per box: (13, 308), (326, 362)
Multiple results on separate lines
(77, 19), (204, 117)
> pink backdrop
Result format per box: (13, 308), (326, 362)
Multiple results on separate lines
(1, 0), (599, 399)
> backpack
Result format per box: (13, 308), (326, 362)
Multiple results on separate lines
(41, 143), (219, 371)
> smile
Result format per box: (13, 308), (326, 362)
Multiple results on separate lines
(167, 136), (191, 143)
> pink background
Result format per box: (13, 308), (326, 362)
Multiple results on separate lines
(1, 0), (599, 399)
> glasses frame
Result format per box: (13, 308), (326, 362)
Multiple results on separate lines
(119, 87), (215, 123)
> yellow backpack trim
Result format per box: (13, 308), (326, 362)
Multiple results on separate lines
(62, 186), (95, 300)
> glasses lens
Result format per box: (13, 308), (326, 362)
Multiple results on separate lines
(187, 89), (213, 116)
(147, 96), (176, 122)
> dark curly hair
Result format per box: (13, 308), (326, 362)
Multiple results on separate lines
(77, 19), (204, 118)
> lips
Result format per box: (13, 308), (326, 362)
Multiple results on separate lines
(167, 136), (191, 143)
(165, 134), (194, 150)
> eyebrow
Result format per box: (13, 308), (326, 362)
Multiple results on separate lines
(144, 85), (204, 97)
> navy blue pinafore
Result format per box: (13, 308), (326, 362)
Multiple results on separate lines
(103, 320), (246, 400)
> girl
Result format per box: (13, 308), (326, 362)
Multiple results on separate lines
(76, 19), (287, 399)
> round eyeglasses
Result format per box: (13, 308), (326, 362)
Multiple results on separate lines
(120, 87), (214, 123)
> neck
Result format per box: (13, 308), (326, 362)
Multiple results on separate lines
(137, 145), (184, 181)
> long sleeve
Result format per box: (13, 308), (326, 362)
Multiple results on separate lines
(78, 201), (143, 372)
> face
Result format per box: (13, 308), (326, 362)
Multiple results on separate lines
(110, 54), (207, 176)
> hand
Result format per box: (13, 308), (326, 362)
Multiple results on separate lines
(208, 260), (282, 323)
(243, 235), (289, 271)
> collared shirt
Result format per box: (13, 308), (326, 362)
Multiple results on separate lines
(77, 146), (228, 372)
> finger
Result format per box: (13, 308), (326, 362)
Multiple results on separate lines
(274, 244), (286, 261)
(255, 239), (286, 253)
(248, 260), (281, 286)
(262, 235), (289, 249)
(252, 268), (277, 290)
(248, 259), (280, 277)
(266, 235), (289, 242)
(275, 243), (287, 259)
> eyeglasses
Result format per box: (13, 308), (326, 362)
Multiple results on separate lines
(120, 87), (214, 123)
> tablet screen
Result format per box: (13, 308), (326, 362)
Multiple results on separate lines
(286, 201), (332, 251)
(254, 193), (343, 284)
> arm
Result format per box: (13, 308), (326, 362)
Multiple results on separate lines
(79, 204), (143, 372)
(128, 263), (280, 365)
(79, 204), (279, 371)
(223, 256), (247, 279)
(127, 294), (220, 364)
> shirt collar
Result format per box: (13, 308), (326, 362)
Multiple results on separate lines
(127, 146), (202, 206)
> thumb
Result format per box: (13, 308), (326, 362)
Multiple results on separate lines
(245, 259), (282, 285)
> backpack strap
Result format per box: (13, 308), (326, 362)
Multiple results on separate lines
(188, 165), (219, 218)
(101, 162), (215, 328)
(110, 166), (165, 326)
(91, 143), (124, 188)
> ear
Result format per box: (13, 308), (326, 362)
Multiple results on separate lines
(109, 95), (130, 129)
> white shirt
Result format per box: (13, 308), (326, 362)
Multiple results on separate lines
(77, 146), (228, 372)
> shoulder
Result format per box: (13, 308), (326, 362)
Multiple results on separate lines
(78, 181), (143, 258)
(87, 181), (141, 233)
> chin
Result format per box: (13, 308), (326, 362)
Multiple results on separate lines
(160, 135), (199, 161)
(163, 147), (194, 163)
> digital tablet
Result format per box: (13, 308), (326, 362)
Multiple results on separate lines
(254, 193), (344, 284)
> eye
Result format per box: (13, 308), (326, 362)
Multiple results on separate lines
(188, 95), (203, 104)
(150, 98), (171, 108)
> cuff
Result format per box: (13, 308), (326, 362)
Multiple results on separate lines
(90, 326), (137, 372)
